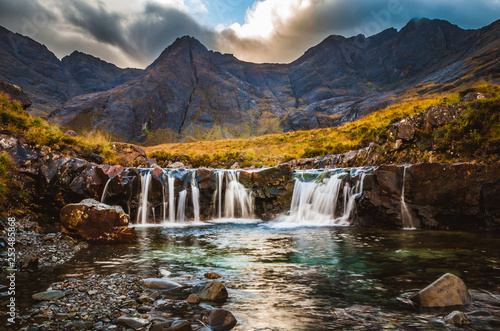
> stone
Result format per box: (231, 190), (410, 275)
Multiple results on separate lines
(65, 321), (93, 330)
(461, 92), (489, 102)
(150, 320), (192, 331)
(409, 273), (472, 308)
(112, 143), (149, 167)
(197, 281), (228, 303)
(169, 162), (185, 169)
(205, 309), (237, 331)
(20, 255), (39, 270)
(64, 130), (78, 137)
(186, 294), (200, 304)
(444, 311), (470, 325)
(32, 290), (66, 301)
(204, 272), (222, 279)
(140, 278), (182, 290)
(60, 199), (134, 243)
(115, 316), (150, 329)
(137, 294), (155, 304)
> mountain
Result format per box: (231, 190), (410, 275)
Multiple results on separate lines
(0, 26), (142, 116)
(3, 19), (500, 143)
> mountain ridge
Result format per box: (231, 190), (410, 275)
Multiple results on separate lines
(1, 18), (499, 143)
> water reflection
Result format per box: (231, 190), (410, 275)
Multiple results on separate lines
(5, 225), (500, 330)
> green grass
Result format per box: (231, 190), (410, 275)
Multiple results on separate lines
(0, 92), (120, 164)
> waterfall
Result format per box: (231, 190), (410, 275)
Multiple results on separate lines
(101, 178), (112, 203)
(271, 168), (370, 227)
(161, 171), (177, 223)
(136, 170), (152, 224)
(191, 171), (200, 223)
(213, 170), (255, 219)
(401, 166), (416, 230)
(176, 190), (187, 222)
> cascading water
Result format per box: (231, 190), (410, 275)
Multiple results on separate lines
(136, 170), (152, 225)
(101, 178), (112, 203)
(191, 171), (200, 223)
(176, 189), (187, 223)
(271, 168), (371, 227)
(213, 170), (255, 220)
(401, 166), (416, 230)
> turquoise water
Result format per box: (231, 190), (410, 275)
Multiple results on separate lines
(12, 224), (500, 330)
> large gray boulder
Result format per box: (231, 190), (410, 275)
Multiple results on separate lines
(409, 273), (472, 308)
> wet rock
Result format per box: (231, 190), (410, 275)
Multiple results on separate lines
(140, 278), (182, 290)
(137, 294), (155, 304)
(115, 316), (150, 329)
(20, 255), (39, 270)
(444, 310), (469, 325)
(204, 272), (222, 279)
(150, 320), (193, 331)
(197, 281), (228, 303)
(409, 273), (472, 308)
(32, 290), (66, 301)
(186, 294), (200, 304)
(204, 309), (237, 331)
(60, 199), (134, 242)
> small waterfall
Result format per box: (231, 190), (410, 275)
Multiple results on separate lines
(272, 168), (370, 227)
(161, 171), (176, 223)
(191, 171), (200, 222)
(401, 166), (416, 230)
(136, 170), (152, 224)
(213, 170), (255, 219)
(176, 190), (187, 222)
(101, 178), (112, 203)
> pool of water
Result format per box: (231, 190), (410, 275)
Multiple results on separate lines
(10, 223), (500, 330)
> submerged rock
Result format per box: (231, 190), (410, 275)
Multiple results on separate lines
(204, 309), (237, 331)
(115, 316), (150, 329)
(186, 293), (200, 304)
(444, 310), (470, 325)
(150, 320), (192, 331)
(140, 278), (182, 290)
(197, 281), (229, 303)
(409, 273), (472, 308)
(60, 199), (134, 242)
(204, 272), (222, 279)
(32, 290), (66, 301)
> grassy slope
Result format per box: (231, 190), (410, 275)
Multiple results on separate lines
(145, 85), (500, 168)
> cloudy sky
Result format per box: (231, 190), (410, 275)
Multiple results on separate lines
(1, 0), (500, 68)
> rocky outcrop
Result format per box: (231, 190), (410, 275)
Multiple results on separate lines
(409, 273), (472, 308)
(356, 163), (500, 229)
(0, 81), (31, 109)
(60, 199), (134, 242)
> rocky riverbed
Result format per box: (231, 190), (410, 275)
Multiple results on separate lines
(13, 269), (237, 331)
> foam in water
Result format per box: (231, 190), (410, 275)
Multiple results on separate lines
(213, 170), (255, 219)
(268, 168), (370, 228)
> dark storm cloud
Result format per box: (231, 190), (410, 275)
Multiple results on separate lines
(60, 0), (136, 56)
(128, 2), (216, 62)
(1, 0), (499, 67)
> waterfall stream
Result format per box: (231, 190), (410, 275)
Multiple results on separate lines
(213, 170), (255, 220)
(401, 166), (416, 230)
(136, 170), (152, 224)
(270, 168), (371, 227)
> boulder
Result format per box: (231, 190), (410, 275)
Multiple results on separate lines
(60, 199), (134, 242)
(0, 81), (32, 109)
(32, 290), (65, 301)
(64, 130), (78, 137)
(197, 281), (228, 303)
(204, 309), (237, 331)
(115, 316), (150, 329)
(409, 273), (472, 308)
(112, 142), (149, 167)
(461, 92), (490, 102)
(140, 278), (182, 290)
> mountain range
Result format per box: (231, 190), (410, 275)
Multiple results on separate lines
(1, 18), (499, 144)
